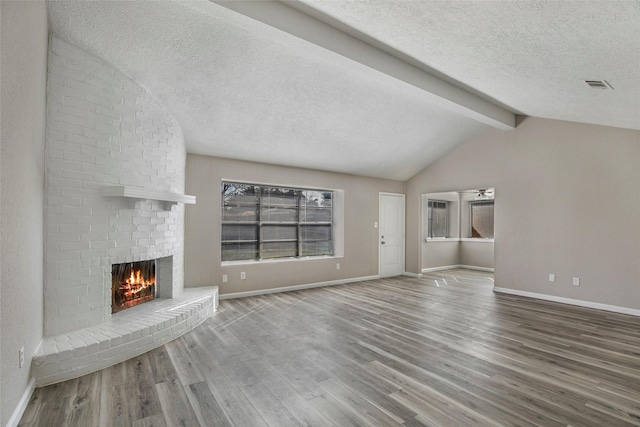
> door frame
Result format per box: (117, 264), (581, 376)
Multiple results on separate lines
(378, 192), (406, 278)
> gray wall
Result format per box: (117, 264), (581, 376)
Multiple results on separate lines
(407, 117), (640, 310)
(1, 2), (48, 424)
(421, 241), (494, 270)
(185, 155), (404, 295)
(422, 241), (459, 269)
(459, 241), (494, 269)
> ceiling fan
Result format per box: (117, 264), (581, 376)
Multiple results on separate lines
(475, 188), (494, 200)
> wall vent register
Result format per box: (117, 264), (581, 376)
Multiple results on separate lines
(585, 80), (614, 90)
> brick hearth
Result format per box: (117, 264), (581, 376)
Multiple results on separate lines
(34, 286), (218, 386)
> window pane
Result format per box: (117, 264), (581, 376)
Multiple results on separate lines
(428, 200), (447, 238)
(262, 225), (297, 241)
(262, 241), (297, 259)
(262, 187), (299, 206)
(261, 187), (299, 222)
(302, 191), (332, 208)
(222, 205), (258, 222)
(221, 242), (258, 261)
(301, 225), (331, 241)
(222, 183), (259, 221)
(261, 207), (297, 222)
(301, 191), (332, 222)
(301, 207), (332, 222)
(301, 241), (332, 256)
(471, 201), (494, 238)
(222, 183), (259, 204)
(222, 224), (258, 242)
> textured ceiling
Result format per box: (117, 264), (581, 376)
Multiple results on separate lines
(47, 1), (639, 181)
(301, 0), (640, 131)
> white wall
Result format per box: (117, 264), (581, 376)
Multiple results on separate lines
(185, 155), (405, 295)
(44, 37), (187, 336)
(407, 117), (640, 311)
(0, 2), (48, 425)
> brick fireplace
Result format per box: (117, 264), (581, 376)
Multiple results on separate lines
(34, 37), (217, 386)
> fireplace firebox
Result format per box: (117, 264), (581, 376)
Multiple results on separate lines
(112, 260), (156, 313)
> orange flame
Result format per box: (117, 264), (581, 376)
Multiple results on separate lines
(121, 268), (155, 298)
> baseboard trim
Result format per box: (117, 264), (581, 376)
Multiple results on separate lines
(7, 377), (36, 427)
(422, 265), (494, 273)
(459, 265), (495, 272)
(493, 287), (640, 317)
(219, 275), (380, 299)
(421, 265), (461, 273)
(403, 272), (423, 278)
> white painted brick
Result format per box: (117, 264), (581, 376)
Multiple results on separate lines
(57, 224), (91, 235)
(48, 120), (85, 137)
(47, 158), (83, 171)
(60, 170), (96, 182)
(45, 36), (186, 338)
(59, 241), (91, 251)
(64, 96), (95, 112)
(82, 128), (113, 144)
(90, 240), (116, 250)
(84, 111), (115, 127)
(59, 353), (99, 373)
(52, 41), (88, 65)
(49, 82), (85, 101)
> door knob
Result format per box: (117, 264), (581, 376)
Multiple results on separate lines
(381, 241), (386, 244)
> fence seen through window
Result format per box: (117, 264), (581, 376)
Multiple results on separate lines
(222, 182), (333, 261)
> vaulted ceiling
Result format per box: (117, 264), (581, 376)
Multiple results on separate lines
(47, 0), (639, 180)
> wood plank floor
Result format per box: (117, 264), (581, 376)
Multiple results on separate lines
(19, 269), (640, 426)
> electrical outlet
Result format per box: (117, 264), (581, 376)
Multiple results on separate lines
(572, 277), (580, 286)
(240, 272), (246, 280)
(222, 274), (228, 283)
(19, 346), (25, 369)
(336, 263), (340, 270)
(548, 274), (555, 282)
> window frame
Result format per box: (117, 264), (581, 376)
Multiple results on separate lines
(221, 182), (334, 262)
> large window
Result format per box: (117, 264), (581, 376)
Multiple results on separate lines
(470, 200), (494, 238)
(222, 182), (333, 261)
(427, 200), (448, 238)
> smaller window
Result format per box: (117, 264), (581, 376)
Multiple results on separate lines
(470, 200), (494, 238)
(427, 200), (448, 238)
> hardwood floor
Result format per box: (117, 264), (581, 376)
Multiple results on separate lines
(19, 269), (640, 426)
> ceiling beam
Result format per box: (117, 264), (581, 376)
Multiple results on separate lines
(212, 0), (516, 130)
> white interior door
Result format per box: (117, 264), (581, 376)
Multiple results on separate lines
(379, 193), (405, 278)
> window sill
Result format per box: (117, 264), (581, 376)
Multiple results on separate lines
(424, 238), (495, 243)
(425, 238), (458, 243)
(222, 255), (343, 267)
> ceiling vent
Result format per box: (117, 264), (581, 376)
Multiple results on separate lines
(585, 80), (614, 90)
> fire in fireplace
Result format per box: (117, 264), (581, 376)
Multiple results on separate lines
(112, 260), (156, 313)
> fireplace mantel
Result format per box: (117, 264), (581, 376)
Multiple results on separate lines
(101, 185), (196, 204)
